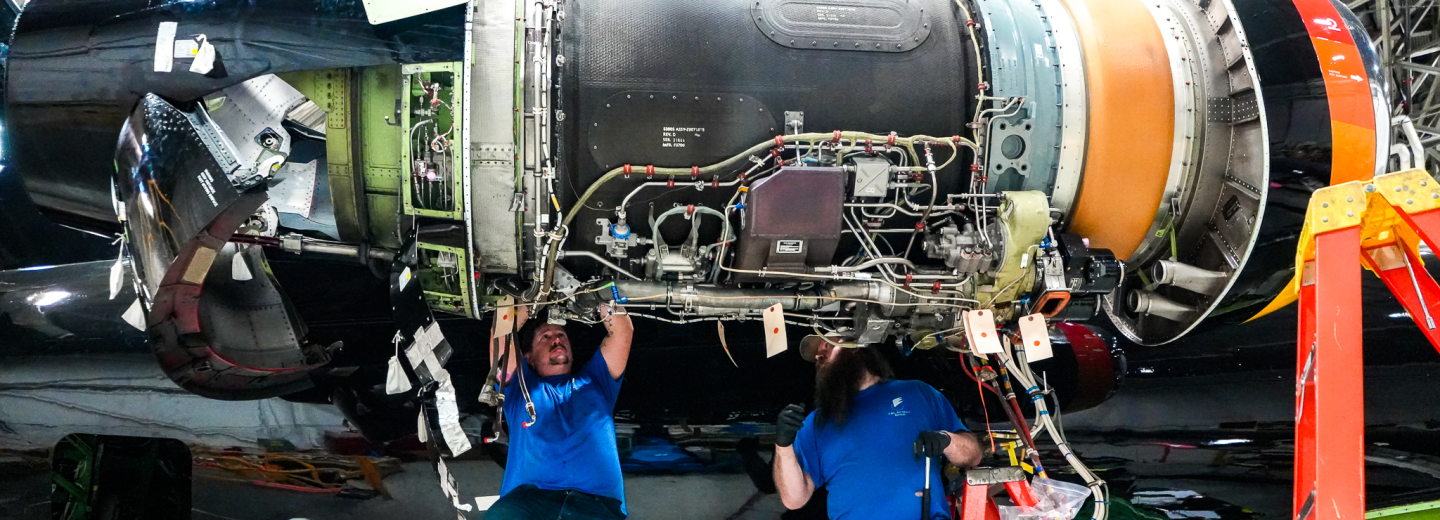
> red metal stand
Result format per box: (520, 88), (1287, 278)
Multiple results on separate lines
(1291, 169), (1440, 519)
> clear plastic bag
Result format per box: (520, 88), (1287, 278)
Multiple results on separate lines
(997, 477), (1092, 520)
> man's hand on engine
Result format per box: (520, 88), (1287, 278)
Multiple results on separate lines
(775, 404), (806, 447)
(914, 431), (952, 460)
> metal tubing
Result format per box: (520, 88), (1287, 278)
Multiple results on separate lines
(1151, 259), (1228, 295)
(608, 280), (881, 311)
(560, 250), (641, 280)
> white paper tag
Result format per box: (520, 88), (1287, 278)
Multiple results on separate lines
(965, 309), (1003, 354)
(173, 39), (199, 58)
(416, 411), (428, 443)
(230, 252), (253, 281)
(108, 249), (125, 300)
(189, 35), (215, 74)
(493, 296), (515, 338)
(1017, 313), (1053, 362)
(399, 267), (412, 291)
(763, 304), (786, 358)
(154, 22), (177, 72)
(122, 299), (146, 330)
(717, 322), (738, 367)
(385, 355), (412, 394)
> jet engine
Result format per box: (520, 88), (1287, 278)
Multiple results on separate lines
(1, 0), (1390, 400)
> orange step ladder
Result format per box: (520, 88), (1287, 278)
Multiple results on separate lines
(1291, 168), (1440, 520)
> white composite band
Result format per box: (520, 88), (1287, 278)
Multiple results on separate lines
(1128, 0), (1202, 266)
(1038, 0), (1089, 224)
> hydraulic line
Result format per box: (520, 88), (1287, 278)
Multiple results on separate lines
(541, 132), (974, 295)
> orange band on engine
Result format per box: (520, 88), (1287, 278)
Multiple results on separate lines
(1056, 0), (1175, 260)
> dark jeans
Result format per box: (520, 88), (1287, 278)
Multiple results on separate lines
(484, 485), (626, 520)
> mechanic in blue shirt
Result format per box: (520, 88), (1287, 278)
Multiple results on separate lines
(485, 302), (634, 520)
(773, 336), (983, 519)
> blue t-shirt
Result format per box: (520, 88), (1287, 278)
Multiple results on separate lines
(501, 353), (626, 514)
(792, 379), (966, 520)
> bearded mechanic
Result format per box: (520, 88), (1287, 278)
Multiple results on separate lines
(485, 302), (634, 520)
(773, 337), (983, 519)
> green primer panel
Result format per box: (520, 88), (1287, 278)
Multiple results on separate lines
(1369, 501), (1440, 520)
(358, 65), (405, 247)
(278, 69), (366, 243)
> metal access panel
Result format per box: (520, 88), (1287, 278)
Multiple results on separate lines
(401, 62), (466, 221)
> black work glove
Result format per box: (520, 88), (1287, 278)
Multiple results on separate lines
(914, 431), (951, 460)
(775, 404), (806, 447)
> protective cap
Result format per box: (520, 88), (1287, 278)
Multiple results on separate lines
(798, 334), (859, 362)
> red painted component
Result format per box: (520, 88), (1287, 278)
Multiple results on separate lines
(623, 164), (632, 178)
(646, 165), (656, 179)
(775, 135), (785, 148)
(832, 130), (842, 143)
(1295, 227), (1365, 520)
(691, 166), (700, 179)
(686, 204), (695, 216)
(961, 483), (988, 520)
(712, 178), (720, 188)
(1055, 323), (1118, 411)
(905, 273), (914, 288)
(931, 281), (941, 295)
(971, 164), (982, 172)
(1003, 480), (1038, 508)
(666, 178), (675, 188)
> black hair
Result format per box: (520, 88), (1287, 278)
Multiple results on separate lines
(516, 318), (547, 355)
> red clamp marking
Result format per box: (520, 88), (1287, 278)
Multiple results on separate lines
(978, 82), (989, 91)
(970, 164), (983, 172)
(711, 178), (720, 188)
(771, 148), (781, 158)
(904, 273), (914, 289)
(952, 135), (963, 144)
(887, 132), (898, 147)
(832, 130), (842, 144)
(915, 222), (925, 231)
(691, 166), (700, 179)
(932, 281), (942, 295)
(966, 19), (976, 27)
(774, 135), (785, 148)
(686, 204), (696, 216)
(914, 172), (925, 182)
(864, 140), (874, 155)
(666, 178), (675, 188)
(622, 164), (633, 178)
(646, 164), (656, 179)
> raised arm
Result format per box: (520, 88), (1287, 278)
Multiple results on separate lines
(772, 404), (815, 509)
(598, 303), (633, 380)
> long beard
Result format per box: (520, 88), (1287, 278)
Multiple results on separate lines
(814, 349), (865, 427)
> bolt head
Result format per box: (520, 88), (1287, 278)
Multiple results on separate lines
(1409, 199), (1416, 204)
(1322, 202), (1330, 208)
(1347, 212), (1354, 217)
(1365, 184), (1377, 193)
(1322, 217), (1330, 222)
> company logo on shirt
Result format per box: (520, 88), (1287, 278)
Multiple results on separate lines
(890, 397), (910, 417)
